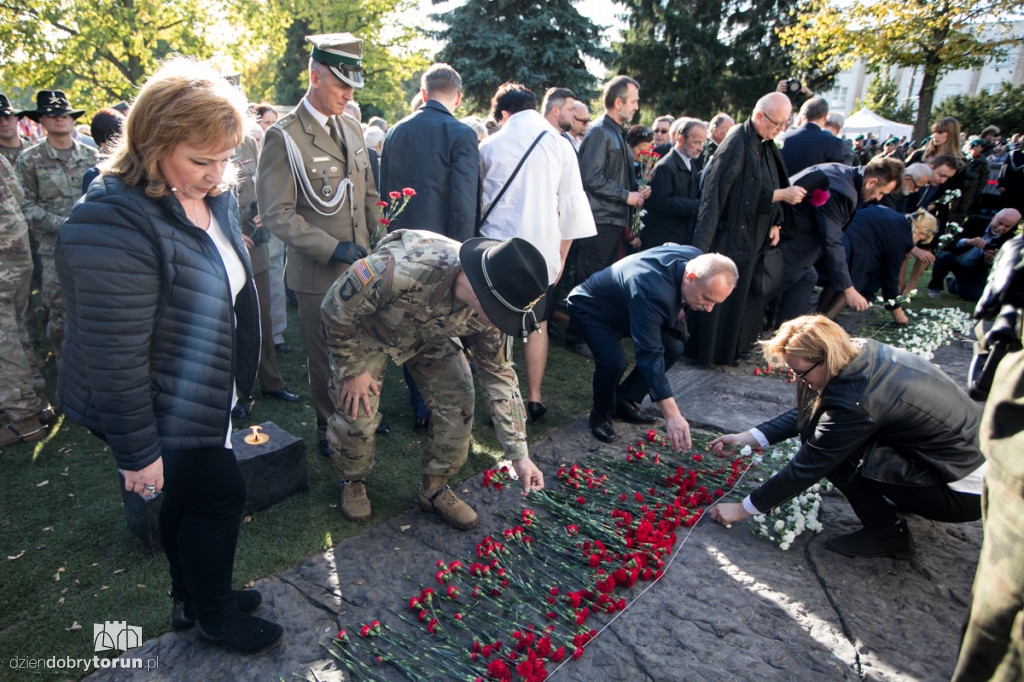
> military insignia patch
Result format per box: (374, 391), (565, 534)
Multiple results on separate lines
(354, 258), (375, 285)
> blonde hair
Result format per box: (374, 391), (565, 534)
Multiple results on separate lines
(760, 315), (861, 427)
(100, 57), (249, 198)
(922, 116), (962, 161)
(910, 209), (937, 245)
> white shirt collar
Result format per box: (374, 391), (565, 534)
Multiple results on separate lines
(672, 146), (692, 171)
(302, 97), (333, 133)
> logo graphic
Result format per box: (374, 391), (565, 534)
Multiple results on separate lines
(93, 621), (142, 653)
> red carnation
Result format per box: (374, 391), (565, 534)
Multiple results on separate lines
(402, 187), (416, 196)
(389, 190), (401, 200)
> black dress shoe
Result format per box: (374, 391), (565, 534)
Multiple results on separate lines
(589, 411), (616, 442)
(318, 439), (330, 458)
(273, 342), (292, 354)
(615, 399), (657, 424)
(527, 401), (547, 423)
(231, 403), (248, 420)
(413, 416), (429, 434)
(376, 421), (390, 435)
(262, 388), (300, 402)
(172, 590), (263, 631)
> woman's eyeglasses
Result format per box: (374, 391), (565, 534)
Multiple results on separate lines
(791, 359), (822, 380)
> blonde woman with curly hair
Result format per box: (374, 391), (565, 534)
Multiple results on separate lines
(708, 315), (985, 560)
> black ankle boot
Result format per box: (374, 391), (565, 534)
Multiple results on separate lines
(589, 411), (616, 442)
(171, 589), (263, 631)
(196, 606), (283, 655)
(825, 519), (915, 560)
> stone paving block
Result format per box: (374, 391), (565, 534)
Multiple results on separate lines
(120, 422), (307, 553)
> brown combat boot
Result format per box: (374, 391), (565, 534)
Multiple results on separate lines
(339, 480), (372, 522)
(419, 475), (478, 530)
(0, 417), (47, 447)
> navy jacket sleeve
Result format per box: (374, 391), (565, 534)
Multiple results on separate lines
(626, 293), (675, 402)
(448, 125), (480, 242)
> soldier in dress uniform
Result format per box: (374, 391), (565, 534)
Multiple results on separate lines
(0, 155), (50, 445)
(0, 95), (26, 166)
(321, 230), (547, 528)
(232, 134), (299, 417)
(16, 90), (97, 357)
(257, 33), (380, 457)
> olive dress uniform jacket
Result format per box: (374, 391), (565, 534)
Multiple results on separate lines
(256, 101), (380, 295)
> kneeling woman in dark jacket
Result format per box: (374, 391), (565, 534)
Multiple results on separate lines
(708, 315), (984, 559)
(56, 58), (281, 653)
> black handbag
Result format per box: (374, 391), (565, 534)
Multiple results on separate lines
(751, 245), (784, 298)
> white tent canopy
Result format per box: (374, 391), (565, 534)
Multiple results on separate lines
(839, 109), (914, 141)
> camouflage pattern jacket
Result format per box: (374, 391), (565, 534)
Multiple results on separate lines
(0, 155), (31, 272)
(322, 229), (529, 460)
(16, 138), (97, 254)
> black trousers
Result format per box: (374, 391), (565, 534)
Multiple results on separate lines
(160, 445), (247, 623)
(575, 308), (684, 416)
(826, 456), (981, 530)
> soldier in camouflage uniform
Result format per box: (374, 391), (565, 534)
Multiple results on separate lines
(16, 90), (97, 357)
(0, 95), (26, 166)
(321, 229), (547, 528)
(953, 236), (1024, 682)
(0, 154), (49, 445)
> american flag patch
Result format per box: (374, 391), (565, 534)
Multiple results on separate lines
(353, 258), (375, 285)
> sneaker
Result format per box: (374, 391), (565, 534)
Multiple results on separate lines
(927, 288), (942, 298)
(824, 519), (914, 560)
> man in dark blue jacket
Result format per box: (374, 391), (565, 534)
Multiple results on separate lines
(640, 118), (706, 249)
(773, 158), (903, 324)
(778, 97), (845, 175)
(567, 247), (737, 450)
(379, 63), (478, 242)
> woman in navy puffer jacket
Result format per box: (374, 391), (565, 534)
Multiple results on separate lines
(56, 58), (282, 655)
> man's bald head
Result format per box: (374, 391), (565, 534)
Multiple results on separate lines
(752, 92), (791, 141)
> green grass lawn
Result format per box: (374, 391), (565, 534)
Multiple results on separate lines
(0, 303), (594, 678)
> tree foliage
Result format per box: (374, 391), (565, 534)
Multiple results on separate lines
(0, 0), (427, 122)
(0, 0), (222, 111)
(852, 71), (916, 124)
(612, 0), (821, 123)
(430, 0), (613, 116)
(779, 0), (1024, 142)
(932, 82), (1024, 136)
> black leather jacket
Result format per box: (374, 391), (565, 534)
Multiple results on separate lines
(578, 113), (634, 225)
(750, 339), (984, 513)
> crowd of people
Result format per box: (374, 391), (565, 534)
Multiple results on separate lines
(1, 29), (1022, 670)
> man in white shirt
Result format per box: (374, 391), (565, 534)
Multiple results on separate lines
(478, 82), (596, 423)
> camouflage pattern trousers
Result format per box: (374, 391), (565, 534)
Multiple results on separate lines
(0, 262), (45, 420)
(954, 349), (1024, 682)
(38, 251), (64, 355)
(327, 336), (473, 481)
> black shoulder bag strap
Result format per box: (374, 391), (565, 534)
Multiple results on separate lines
(478, 131), (547, 230)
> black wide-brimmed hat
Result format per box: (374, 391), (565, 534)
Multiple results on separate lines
(460, 237), (548, 338)
(0, 94), (19, 118)
(20, 90), (86, 122)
